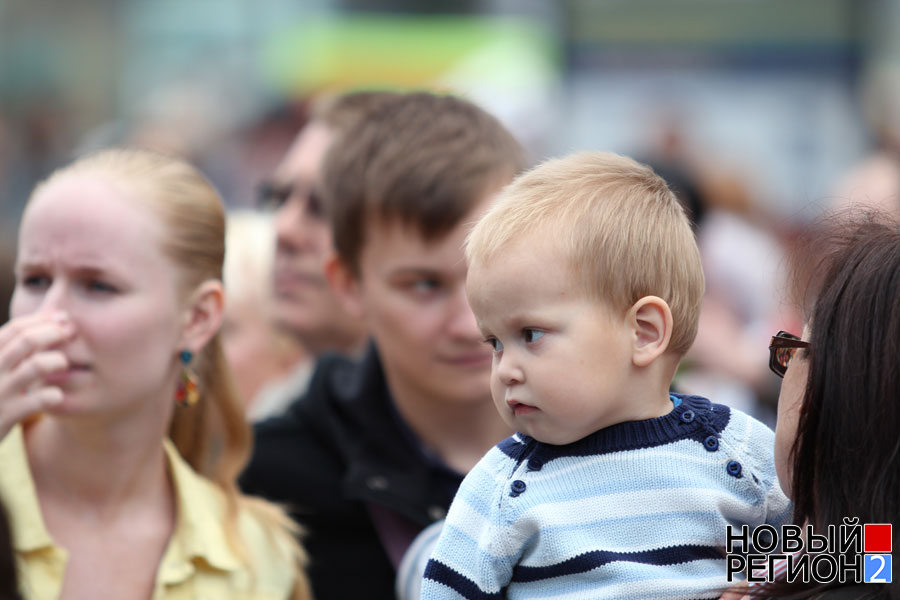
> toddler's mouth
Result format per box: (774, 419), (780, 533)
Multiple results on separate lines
(507, 400), (538, 416)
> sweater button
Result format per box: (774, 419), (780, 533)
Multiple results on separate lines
(510, 480), (527, 497)
(680, 410), (695, 423)
(726, 460), (743, 478)
(528, 458), (544, 471)
(703, 435), (719, 452)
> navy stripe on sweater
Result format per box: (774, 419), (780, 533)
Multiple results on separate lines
(424, 544), (724, 598)
(511, 543), (724, 582)
(424, 561), (502, 600)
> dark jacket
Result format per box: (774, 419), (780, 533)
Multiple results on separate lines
(241, 346), (462, 600)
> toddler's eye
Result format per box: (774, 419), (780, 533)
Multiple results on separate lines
(523, 329), (544, 343)
(484, 337), (503, 352)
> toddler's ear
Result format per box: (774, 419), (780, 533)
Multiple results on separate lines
(628, 296), (673, 367)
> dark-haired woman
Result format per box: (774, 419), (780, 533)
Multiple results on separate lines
(742, 216), (899, 599)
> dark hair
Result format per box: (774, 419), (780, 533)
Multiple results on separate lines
(321, 91), (526, 275)
(0, 499), (20, 600)
(759, 214), (899, 599)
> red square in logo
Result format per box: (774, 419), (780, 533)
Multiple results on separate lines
(864, 524), (892, 553)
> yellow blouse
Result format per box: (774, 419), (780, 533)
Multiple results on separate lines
(0, 426), (297, 600)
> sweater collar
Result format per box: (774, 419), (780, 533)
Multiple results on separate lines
(500, 394), (731, 466)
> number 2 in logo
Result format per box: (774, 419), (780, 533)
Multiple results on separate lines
(864, 554), (891, 583)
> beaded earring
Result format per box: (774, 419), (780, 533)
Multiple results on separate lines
(175, 349), (199, 407)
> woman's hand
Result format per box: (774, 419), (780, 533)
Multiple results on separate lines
(0, 311), (74, 441)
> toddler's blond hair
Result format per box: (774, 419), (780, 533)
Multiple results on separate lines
(466, 151), (704, 356)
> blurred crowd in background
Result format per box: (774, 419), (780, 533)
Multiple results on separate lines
(3, 0), (900, 425)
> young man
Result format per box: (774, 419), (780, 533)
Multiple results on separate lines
(241, 92), (525, 600)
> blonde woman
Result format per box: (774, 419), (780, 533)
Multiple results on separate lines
(0, 149), (310, 599)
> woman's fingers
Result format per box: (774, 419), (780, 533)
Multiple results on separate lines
(0, 311), (65, 347)
(0, 315), (74, 372)
(0, 350), (69, 396)
(0, 384), (64, 441)
(0, 313), (74, 441)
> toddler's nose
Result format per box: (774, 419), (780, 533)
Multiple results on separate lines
(496, 355), (524, 386)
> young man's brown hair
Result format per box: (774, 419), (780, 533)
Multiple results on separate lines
(321, 91), (526, 274)
(310, 90), (401, 135)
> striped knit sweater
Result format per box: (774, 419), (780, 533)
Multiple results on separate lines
(422, 394), (791, 600)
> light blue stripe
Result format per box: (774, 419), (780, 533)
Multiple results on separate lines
(437, 521), (532, 571)
(488, 469), (771, 505)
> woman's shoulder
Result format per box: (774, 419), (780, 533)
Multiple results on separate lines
(0, 423), (26, 463)
(0, 425), (40, 522)
(234, 499), (302, 594)
(163, 441), (301, 598)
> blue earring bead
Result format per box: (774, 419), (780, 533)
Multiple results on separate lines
(180, 350), (193, 364)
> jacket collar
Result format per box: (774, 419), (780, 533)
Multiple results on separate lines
(298, 344), (463, 524)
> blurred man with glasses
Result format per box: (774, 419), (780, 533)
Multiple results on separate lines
(258, 92), (398, 358)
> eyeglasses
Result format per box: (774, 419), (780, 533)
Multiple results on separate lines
(768, 330), (810, 378)
(256, 180), (323, 217)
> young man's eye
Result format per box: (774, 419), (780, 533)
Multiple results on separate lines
(484, 337), (503, 352)
(523, 328), (544, 343)
(410, 279), (440, 294)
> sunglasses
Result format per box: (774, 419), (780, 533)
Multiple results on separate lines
(768, 330), (810, 378)
(256, 180), (323, 217)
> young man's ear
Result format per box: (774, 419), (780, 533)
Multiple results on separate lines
(180, 280), (225, 352)
(324, 252), (365, 319)
(628, 295), (673, 368)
